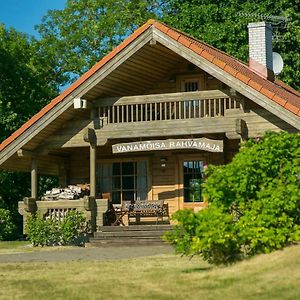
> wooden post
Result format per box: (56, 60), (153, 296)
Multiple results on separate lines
(58, 161), (69, 188)
(31, 157), (38, 199)
(90, 108), (97, 198)
(90, 143), (96, 197)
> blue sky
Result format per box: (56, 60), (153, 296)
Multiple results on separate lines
(0, 0), (67, 37)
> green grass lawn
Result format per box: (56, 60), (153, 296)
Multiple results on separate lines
(0, 241), (75, 254)
(0, 243), (299, 300)
(0, 241), (32, 253)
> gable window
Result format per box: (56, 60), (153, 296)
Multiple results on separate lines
(184, 81), (199, 92)
(179, 75), (203, 92)
(97, 161), (148, 204)
(181, 79), (201, 117)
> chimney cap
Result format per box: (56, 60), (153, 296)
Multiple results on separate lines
(247, 22), (272, 29)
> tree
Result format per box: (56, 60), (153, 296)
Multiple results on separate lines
(165, 132), (300, 264)
(0, 25), (58, 142)
(36, 0), (161, 86)
(162, 0), (300, 90)
(36, 0), (300, 89)
(0, 25), (59, 237)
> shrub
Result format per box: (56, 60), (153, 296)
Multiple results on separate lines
(166, 132), (300, 264)
(165, 207), (241, 264)
(60, 210), (87, 245)
(25, 210), (88, 246)
(0, 208), (16, 240)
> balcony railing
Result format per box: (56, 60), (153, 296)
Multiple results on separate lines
(97, 90), (241, 125)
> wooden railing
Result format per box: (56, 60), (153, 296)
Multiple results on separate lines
(18, 196), (110, 233)
(97, 90), (242, 125)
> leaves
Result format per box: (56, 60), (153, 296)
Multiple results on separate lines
(0, 208), (16, 240)
(35, 0), (160, 86)
(166, 132), (300, 265)
(0, 25), (58, 142)
(25, 211), (88, 246)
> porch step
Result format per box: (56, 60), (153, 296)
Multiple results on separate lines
(94, 230), (167, 238)
(87, 237), (166, 247)
(98, 225), (173, 232)
(87, 225), (173, 247)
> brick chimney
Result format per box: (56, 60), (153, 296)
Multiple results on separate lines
(248, 22), (274, 81)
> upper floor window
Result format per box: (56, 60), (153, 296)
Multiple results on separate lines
(184, 81), (199, 92)
(178, 74), (204, 92)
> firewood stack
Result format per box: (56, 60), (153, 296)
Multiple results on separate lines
(42, 184), (90, 201)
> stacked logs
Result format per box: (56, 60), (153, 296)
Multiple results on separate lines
(42, 184), (90, 201)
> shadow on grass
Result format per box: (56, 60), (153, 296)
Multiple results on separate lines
(182, 266), (212, 273)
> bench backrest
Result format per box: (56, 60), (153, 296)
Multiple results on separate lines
(122, 200), (164, 212)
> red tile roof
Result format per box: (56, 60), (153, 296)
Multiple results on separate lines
(0, 19), (299, 153)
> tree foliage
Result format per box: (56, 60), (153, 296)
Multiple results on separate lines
(162, 0), (300, 90)
(0, 25), (59, 234)
(36, 0), (161, 86)
(0, 25), (58, 141)
(35, 0), (300, 89)
(0, 208), (16, 240)
(166, 132), (300, 264)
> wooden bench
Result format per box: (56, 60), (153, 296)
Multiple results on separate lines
(121, 200), (168, 224)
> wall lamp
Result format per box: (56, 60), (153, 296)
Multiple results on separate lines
(160, 157), (168, 168)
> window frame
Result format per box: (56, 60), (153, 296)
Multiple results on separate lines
(96, 157), (151, 204)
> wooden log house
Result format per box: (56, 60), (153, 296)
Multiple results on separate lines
(0, 20), (299, 232)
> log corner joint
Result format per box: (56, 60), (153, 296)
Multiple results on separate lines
(83, 127), (97, 146)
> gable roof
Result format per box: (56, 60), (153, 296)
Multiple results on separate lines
(0, 19), (299, 155)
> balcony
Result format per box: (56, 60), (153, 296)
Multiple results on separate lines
(35, 90), (245, 151)
(94, 90), (244, 140)
(98, 90), (241, 123)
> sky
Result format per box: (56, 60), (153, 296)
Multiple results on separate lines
(0, 0), (67, 37)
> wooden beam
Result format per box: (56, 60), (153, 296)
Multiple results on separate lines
(17, 148), (70, 164)
(235, 119), (248, 141)
(95, 90), (231, 107)
(17, 149), (34, 158)
(149, 38), (157, 45)
(83, 128), (97, 145)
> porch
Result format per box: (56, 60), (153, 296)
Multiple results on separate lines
(16, 89), (245, 234)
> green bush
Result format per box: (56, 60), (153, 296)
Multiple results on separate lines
(0, 208), (16, 240)
(25, 210), (88, 246)
(166, 132), (300, 264)
(60, 210), (87, 245)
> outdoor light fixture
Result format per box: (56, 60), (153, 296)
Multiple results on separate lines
(160, 157), (168, 168)
(168, 75), (176, 83)
(73, 97), (88, 109)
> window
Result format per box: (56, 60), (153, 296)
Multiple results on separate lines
(97, 161), (148, 204)
(183, 161), (204, 202)
(184, 81), (199, 92)
(182, 78), (201, 115)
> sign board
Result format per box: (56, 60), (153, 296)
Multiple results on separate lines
(112, 138), (223, 154)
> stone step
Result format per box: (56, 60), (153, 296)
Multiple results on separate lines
(86, 225), (173, 247)
(98, 225), (173, 232)
(87, 237), (168, 247)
